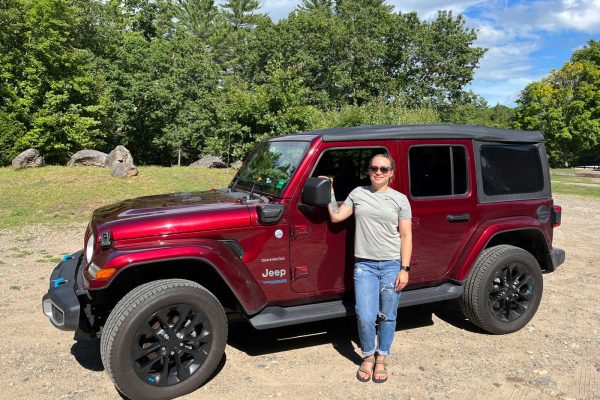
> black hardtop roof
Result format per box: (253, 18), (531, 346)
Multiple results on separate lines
(274, 124), (544, 143)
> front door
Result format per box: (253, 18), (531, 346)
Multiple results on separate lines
(289, 142), (397, 294)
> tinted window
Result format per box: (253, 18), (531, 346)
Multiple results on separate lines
(409, 146), (468, 197)
(312, 148), (387, 200)
(480, 145), (544, 196)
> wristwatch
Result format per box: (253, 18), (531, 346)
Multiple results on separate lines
(401, 265), (411, 272)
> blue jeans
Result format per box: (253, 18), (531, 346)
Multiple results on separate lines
(354, 258), (401, 357)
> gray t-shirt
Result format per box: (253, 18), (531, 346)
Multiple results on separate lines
(343, 186), (412, 260)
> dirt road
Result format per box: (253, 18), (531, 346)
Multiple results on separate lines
(0, 194), (598, 400)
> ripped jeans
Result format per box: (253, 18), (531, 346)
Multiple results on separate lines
(354, 258), (401, 357)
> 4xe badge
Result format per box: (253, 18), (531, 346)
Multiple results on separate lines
(262, 268), (287, 284)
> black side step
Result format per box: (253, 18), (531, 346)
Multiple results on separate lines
(249, 283), (463, 330)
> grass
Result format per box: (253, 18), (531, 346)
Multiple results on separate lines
(550, 169), (600, 198)
(0, 166), (234, 229)
(0, 166), (597, 229)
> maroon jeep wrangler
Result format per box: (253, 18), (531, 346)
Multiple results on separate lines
(43, 125), (565, 400)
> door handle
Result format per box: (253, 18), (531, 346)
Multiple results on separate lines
(447, 214), (470, 223)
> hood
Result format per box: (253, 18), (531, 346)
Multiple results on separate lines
(91, 190), (251, 240)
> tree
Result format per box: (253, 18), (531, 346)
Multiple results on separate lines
(441, 92), (514, 128)
(385, 11), (486, 106)
(0, 0), (109, 164)
(204, 62), (320, 160)
(515, 43), (600, 166)
(297, 0), (333, 12)
(572, 39), (600, 66)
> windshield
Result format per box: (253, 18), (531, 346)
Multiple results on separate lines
(231, 141), (310, 196)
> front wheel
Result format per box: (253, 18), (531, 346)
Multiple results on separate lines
(100, 279), (227, 400)
(461, 245), (543, 334)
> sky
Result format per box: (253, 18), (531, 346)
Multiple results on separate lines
(253, 0), (600, 107)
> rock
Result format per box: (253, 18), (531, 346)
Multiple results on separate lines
(105, 145), (135, 169)
(111, 163), (138, 178)
(189, 155), (226, 168)
(418, 366), (425, 371)
(67, 150), (107, 167)
(106, 145), (138, 178)
(231, 160), (243, 169)
(11, 149), (44, 170)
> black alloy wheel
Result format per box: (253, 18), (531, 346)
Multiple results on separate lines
(488, 262), (535, 323)
(461, 245), (543, 334)
(101, 279), (227, 400)
(132, 304), (213, 386)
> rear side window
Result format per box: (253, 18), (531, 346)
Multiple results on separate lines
(480, 145), (544, 195)
(409, 146), (468, 198)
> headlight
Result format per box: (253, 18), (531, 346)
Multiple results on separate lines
(86, 234), (95, 264)
(88, 262), (100, 278)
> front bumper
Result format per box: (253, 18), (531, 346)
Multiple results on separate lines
(545, 247), (566, 272)
(42, 250), (87, 331)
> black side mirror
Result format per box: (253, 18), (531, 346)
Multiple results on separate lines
(302, 177), (331, 206)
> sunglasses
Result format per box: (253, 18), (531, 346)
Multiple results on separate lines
(368, 165), (392, 173)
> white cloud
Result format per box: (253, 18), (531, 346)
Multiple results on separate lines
(553, 0), (600, 32)
(464, 0), (600, 105)
(480, 0), (600, 34)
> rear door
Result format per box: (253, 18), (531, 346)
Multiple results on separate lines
(399, 139), (478, 283)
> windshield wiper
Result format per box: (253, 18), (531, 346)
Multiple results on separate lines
(230, 175), (240, 191)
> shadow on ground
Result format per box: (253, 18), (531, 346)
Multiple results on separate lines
(69, 301), (479, 373)
(227, 301), (478, 365)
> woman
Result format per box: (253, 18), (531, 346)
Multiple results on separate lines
(322, 153), (412, 383)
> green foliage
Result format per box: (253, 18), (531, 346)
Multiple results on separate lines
(0, 0), (110, 164)
(103, 31), (221, 164)
(314, 98), (440, 128)
(204, 64), (320, 160)
(0, 0), (490, 166)
(441, 93), (514, 128)
(515, 41), (600, 166)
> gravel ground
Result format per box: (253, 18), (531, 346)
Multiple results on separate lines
(0, 194), (598, 400)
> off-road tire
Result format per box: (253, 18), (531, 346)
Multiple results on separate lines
(100, 279), (227, 400)
(460, 245), (543, 334)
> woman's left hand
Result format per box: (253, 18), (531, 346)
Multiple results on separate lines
(395, 269), (409, 291)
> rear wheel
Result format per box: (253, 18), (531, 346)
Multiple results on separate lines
(100, 279), (227, 400)
(461, 245), (543, 334)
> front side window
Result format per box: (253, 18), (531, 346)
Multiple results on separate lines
(232, 141), (309, 196)
(409, 146), (468, 198)
(312, 147), (387, 200)
(480, 145), (544, 196)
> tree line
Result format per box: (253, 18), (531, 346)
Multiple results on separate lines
(2, 0), (594, 167)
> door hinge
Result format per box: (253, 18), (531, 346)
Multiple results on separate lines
(292, 265), (309, 280)
(290, 225), (310, 240)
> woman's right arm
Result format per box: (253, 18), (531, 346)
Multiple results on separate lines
(319, 177), (353, 223)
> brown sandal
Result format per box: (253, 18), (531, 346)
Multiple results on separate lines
(372, 359), (388, 383)
(356, 356), (375, 382)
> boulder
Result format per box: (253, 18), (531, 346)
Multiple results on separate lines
(189, 155), (226, 168)
(105, 145), (135, 169)
(67, 150), (107, 167)
(12, 149), (44, 170)
(111, 163), (139, 178)
(105, 145), (138, 178)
